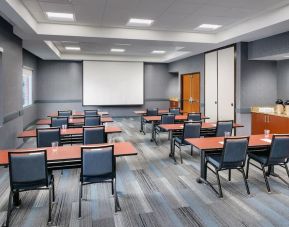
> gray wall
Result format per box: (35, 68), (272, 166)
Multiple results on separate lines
(36, 61), (178, 117)
(277, 60), (289, 100)
(237, 42), (278, 135)
(23, 50), (39, 128)
(0, 17), (23, 148)
(168, 53), (205, 112)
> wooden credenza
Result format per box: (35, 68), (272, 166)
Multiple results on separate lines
(251, 112), (289, 135)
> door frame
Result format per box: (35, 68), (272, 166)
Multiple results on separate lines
(180, 72), (201, 112)
(204, 44), (236, 122)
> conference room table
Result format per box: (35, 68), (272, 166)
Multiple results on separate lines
(48, 111), (109, 117)
(143, 115), (210, 141)
(0, 141), (137, 208)
(185, 134), (272, 185)
(18, 126), (122, 144)
(36, 117), (113, 126)
(157, 122), (244, 151)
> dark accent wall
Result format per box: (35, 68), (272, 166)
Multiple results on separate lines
(36, 61), (178, 117)
(0, 17), (23, 148)
(23, 50), (39, 128)
(277, 60), (289, 100)
(168, 53), (205, 112)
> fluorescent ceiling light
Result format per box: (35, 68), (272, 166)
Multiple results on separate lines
(46, 12), (74, 20)
(152, 50), (166, 54)
(110, 48), (125, 52)
(65, 46), (80, 51)
(114, 43), (131, 46)
(284, 56), (289, 58)
(127, 18), (154, 26)
(195, 24), (222, 31)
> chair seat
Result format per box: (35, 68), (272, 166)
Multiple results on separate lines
(155, 126), (166, 133)
(248, 152), (269, 165)
(13, 173), (53, 191)
(175, 137), (189, 146)
(82, 174), (113, 183)
(207, 154), (221, 169)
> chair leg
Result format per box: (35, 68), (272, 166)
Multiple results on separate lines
(52, 176), (55, 202)
(285, 164), (289, 179)
(216, 171), (223, 198)
(179, 146), (183, 164)
(246, 158), (250, 179)
(48, 187), (52, 224)
(228, 169), (231, 181)
(78, 182), (82, 218)
(261, 166), (271, 192)
(172, 141), (177, 163)
(114, 178), (121, 212)
(111, 181), (114, 195)
(241, 168), (250, 195)
(4, 191), (13, 227)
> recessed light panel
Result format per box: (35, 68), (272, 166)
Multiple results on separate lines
(194, 24), (222, 31)
(152, 50), (166, 54)
(127, 18), (154, 27)
(46, 12), (74, 21)
(110, 48), (126, 52)
(65, 46), (80, 51)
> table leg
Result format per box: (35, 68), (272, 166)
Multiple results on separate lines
(13, 191), (21, 207)
(140, 116), (144, 133)
(196, 150), (207, 184)
(150, 121), (155, 142)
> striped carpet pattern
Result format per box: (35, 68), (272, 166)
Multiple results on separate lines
(1, 117), (289, 226)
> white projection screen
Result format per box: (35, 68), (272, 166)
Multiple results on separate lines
(83, 61), (144, 105)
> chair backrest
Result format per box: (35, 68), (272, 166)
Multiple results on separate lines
(37, 128), (61, 148)
(161, 113), (175, 124)
(83, 126), (105, 145)
(84, 110), (98, 116)
(58, 110), (72, 117)
(182, 121), (201, 141)
(268, 134), (289, 165)
(146, 108), (158, 116)
(221, 137), (249, 168)
(187, 112), (201, 122)
(51, 117), (68, 128)
(84, 115), (101, 126)
(169, 108), (180, 115)
(8, 150), (48, 190)
(216, 120), (233, 137)
(81, 145), (115, 181)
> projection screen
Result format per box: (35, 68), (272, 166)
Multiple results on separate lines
(83, 61), (144, 105)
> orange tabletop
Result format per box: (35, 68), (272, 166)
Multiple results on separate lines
(185, 134), (272, 151)
(0, 142), (137, 166)
(17, 126), (122, 138)
(36, 117), (113, 125)
(143, 114), (208, 122)
(158, 122), (243, 131)
(48, 111), (109, 117)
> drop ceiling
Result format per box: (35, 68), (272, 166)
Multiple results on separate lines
(1, 0), (289, 62)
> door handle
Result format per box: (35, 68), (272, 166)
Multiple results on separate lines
(215, 101), (217, 104)
(231, 103), (234, 107)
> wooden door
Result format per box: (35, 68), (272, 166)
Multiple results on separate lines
(181, 73), (200, 113)
(251, 112), (267, 135)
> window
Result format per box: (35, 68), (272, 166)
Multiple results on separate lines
(22, 67), (33, 107)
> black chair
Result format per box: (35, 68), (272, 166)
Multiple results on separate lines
(246, 134), (289, 192)
(169, 108), (180, 115)
(83, 126), (106, 145)
(50, 117), (68, 128)
(79, 145), (119, 218)
(205, 137), (250, 198)
(154, 113), (175, 144)
(216, 120), (233, 137)
(4, 150), (55, 226)
(187, 112), (201, 121)
(58, 110), (72, 117)
(37, 128), (61, 148)
(173, 121), (201, 163)
(142, 108), (159, 134)
(84, 115), (101, 126)
(84, 110), (98, 116)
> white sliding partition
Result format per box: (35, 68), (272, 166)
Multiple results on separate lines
(83, 61), (144, 105)
(205, 51), (218, 121)
(217, 47), (235, 120)
(205, 46), (235, 121)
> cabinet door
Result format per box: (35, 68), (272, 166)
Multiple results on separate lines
(251, 113), (267, 135)
(267, 115), (289, 134)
